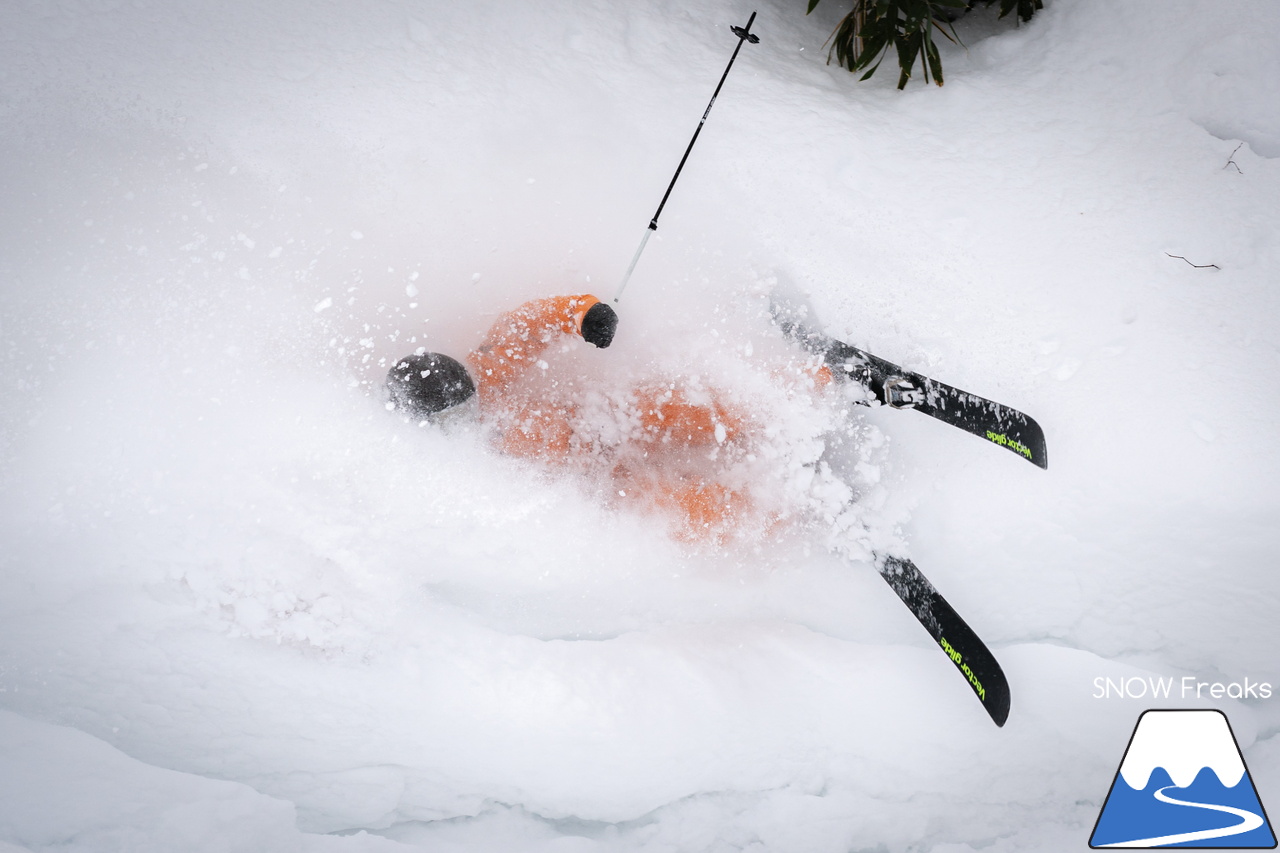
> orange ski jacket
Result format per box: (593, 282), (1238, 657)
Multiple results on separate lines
(466, 294), (754, 541)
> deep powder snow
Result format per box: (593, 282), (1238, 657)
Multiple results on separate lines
(2, 1), (1278, 851)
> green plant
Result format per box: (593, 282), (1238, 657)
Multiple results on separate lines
(807, 0), (1043, 89)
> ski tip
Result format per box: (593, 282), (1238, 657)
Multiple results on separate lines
(988, 413), (1047, 470)
(1024, 416), (1048, 470)
(874, 552), (1012, 729)
(988, 685), (1011, 727)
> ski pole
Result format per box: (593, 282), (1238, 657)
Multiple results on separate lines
(613, 11), (760, 303)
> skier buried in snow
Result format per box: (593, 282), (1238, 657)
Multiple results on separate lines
(385, 293), (835, 544)
(385, 292), (1024, 727)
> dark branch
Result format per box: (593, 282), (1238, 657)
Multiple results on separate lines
(1223, 142), (1244, 174)
(1165, 253), (1220, 270)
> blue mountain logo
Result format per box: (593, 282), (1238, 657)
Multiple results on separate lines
(1091, 709), (1276, 848)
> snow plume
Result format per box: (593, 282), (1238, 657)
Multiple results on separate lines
(449, 279), (897, 556)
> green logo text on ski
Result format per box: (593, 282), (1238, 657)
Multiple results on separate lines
(985, 430), (1032, 460)
(939, 636), (986, 701)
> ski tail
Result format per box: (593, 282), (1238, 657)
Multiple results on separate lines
(917, 376), (1047, 470)
(823, 338), (1048, 470)
(771, 291), (1048, 469)
(875, 553), (1011, 727)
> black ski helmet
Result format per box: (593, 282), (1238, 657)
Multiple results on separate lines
(386, 352), (477, 418)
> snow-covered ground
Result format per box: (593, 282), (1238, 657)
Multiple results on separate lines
(2, 1), (1278, 850)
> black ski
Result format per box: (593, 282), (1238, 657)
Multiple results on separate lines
(768, 290), (1017, 725)
(875, 553), (1011, 727)
(772, 298), (1048, 469)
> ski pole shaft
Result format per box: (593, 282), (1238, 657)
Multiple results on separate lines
(613, 11), (759, 303)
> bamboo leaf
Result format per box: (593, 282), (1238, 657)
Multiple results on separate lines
(809, 0), (1040, 88)
(894, 33), (918, 89)
(859, 52), (887, 80)
(926, 36), (944, 85)
(901, 0), (929, 21)
(934, 15), (961, 45)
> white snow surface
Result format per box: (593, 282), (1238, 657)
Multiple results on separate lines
(2, 1), (1279, 851)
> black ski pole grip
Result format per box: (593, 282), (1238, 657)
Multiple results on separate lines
(732, 12), (760, 43)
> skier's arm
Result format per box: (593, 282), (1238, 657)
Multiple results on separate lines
(466, 294), (617, 395)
